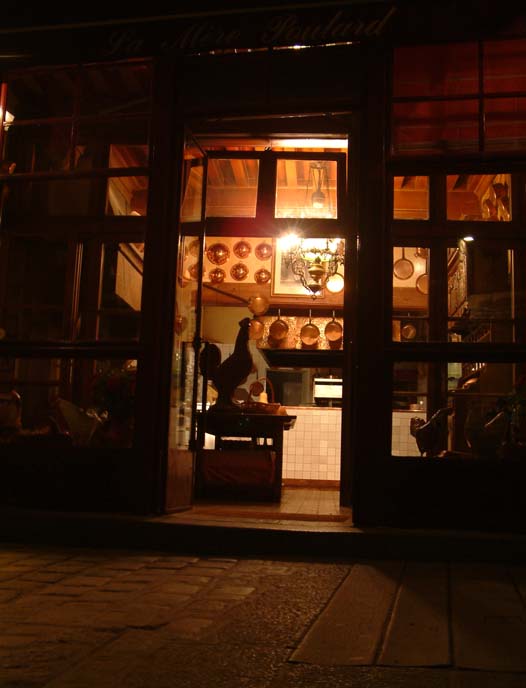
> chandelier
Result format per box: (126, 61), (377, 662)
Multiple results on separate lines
(281, 235), (345, 298)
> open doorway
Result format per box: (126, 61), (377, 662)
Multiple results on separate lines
(168, 124), (353, 523)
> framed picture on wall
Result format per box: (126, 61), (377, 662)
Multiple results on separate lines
(271, 239), (323, 298)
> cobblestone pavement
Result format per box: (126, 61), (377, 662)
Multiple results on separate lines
(1, 543), (526, 688)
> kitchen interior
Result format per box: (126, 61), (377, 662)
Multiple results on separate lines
(169, 135), (348, 519)
(164, 130), (516, 519)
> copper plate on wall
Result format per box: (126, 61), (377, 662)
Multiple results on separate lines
(233, 240), (252, 259)
(209, 267), (226, 284)
(206, 243), (230, 265)
(230, 262), (249, 281)
(254, 268), (271, 284)
(255, 242), (272, 260)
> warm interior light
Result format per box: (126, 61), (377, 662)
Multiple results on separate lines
(463, 235), (475, 242)
(271, 138), (347, 150)
(311, 188), (326, 209)
(309, 162), (328, 211)
(0, 108), (14, 130)
(282, 235), (345, 299)
(325, 272), (344, 294)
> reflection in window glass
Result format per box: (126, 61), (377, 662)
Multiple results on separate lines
(275, 159), (337, 219)
(448, 240), (525, 344)
(0, 357), (136, 448)
(485, 98), (526, 151)
(393, 43), (478, 98)
(109, 144), (149, 168)
(393, 176), (429, 219)
(392, 100), (478, 156)
(446, 173), (511, 221)
(5, 124), (73, 173)
(181, 161), (204, 222)
(7, 69), (75, 119)
(484, 39), (526, 94)
(6, 179), (96, 216)
(78, 118), (149, 163)
(106, 176), (148, 215)
(97, 243), (143, 340)
(79, 62), (152, 115)
(206, 158), (259, 218)
(392, 246), (429, 342)
(4, 238), (68, 340)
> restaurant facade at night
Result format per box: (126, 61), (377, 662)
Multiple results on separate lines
(2, 1), (526, 533)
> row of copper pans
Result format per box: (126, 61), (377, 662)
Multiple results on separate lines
(251, 311), (343, 346)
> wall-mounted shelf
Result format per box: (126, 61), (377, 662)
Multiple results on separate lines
(259, 348), (344, 368)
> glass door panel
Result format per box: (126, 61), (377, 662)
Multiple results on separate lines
(166, 139), (206, 511)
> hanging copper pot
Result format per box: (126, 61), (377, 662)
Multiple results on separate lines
(247, 295), (269, 316)
(324, 311), (343, 342)
(393, 247), (414, 280)
(249, 318), (264, 340)
(300, 310), (320, 346)
(269, 309), (289, 341)
(416, 255), (429, 295)
(416, 272), (429, 295)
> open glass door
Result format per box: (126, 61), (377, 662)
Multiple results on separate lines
(164, 132), (207, 511)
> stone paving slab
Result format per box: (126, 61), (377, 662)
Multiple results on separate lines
(1, 543), (526, 688)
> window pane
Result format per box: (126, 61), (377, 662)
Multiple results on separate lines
(181, 160), (204, 222)
(484, 39), (526, 93)
(0, 357), (136, 448)
(108, 144), (149, 169)
(448, 240), (526, 344)
(485, 97), (526, 151)
(5, 123), (73, 173)
(394, 43), (478, 98)
(392, 360), (526, 460)
(6, 179), (97, 216)
(392, 246), (429, 342)
(275, 159), (337, 219)
(3, 238), (68, 340)
(79, 62), (152, 115)
(96, 243), (143, 340)
(446, 173), (511, 221)
(77, 118), (149, 167)
(392, 100), (479, 156)
(205, 158), (259, 218)
(7, 68), (75, 119)
(393, 176), (429, 219)
(106, 176), (149, 216)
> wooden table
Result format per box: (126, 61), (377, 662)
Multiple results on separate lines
(197, 410), (296, 501)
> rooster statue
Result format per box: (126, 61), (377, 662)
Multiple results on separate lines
(202, 317), (255, 410)
(410, 406), (452, 457)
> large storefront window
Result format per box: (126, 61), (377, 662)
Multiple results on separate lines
(392, 39), (526, 155)
(390, 37), (526, 469)
(0, 59), (152, 452)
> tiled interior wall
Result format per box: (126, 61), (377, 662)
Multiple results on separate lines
(282, 408), (426, 480)
(282, 407), (341, 481)
(391, 410), (426, 456)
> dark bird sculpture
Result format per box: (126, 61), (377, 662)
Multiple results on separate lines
(410, 407), (452, 457)
(201, 317), (255, 410)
